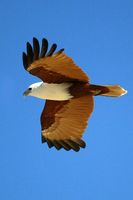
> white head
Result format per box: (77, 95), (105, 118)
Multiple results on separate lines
(23, 82), (43, 98)
(23, 81), (73, 100)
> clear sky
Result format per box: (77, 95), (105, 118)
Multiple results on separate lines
(0, 0), (132, 199)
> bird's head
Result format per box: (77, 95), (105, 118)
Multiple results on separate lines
(23, 82), (43, 97)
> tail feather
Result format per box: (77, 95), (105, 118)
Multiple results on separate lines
(89, 84), (127, 97)
(100, 85), (127, 97)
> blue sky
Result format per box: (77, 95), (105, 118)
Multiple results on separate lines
(0, 0), (132, 199)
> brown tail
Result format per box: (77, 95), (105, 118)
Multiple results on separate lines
(89, 84), (127, 97)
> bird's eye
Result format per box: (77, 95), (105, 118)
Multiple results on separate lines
(29, 88), (32, 91)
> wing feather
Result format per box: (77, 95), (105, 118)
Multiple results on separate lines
(46, 43), (57, 56)
(22, 52), (28, 70)
(33, 37), (40, 60)
(40, 38), (48, 58)
(41, 95), (94, 151)
(52, 140), (62, 150)
(26, 42), (33, 65)
(58, 140), (71, 151)
(22, 37), (89, 83)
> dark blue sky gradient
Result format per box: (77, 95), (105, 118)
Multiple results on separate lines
(0, 0), (132, 200)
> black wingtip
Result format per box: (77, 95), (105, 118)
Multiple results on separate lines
(42, 135), (47, 143)
(22, 37), (64, 70)
(46, 139), (54, 148)
(76, 139), (86, 148)
(52, 140), (62, 150)
(42, 137), (86, 152)
(22, 52), (28, 70)
(26, 42), (33, 64)
(80, 140), (86, 148)
(65, 140), (80, 152)
(33, 37), (40, 60)
(33, 37), (39, 43)
(47, 43), (57, 56)
(56, 48), (64, 54)
(40, 38), (48, 58)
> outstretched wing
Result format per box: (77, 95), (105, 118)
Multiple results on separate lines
(41, 95), (94, 151)
(22, 37), (89, 83)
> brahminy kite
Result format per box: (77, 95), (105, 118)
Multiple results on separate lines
(23, 37), (127, 152)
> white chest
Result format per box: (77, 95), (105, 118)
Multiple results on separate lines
(31, 82), (73, 100)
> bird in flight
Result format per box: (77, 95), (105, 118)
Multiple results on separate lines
(23, 37), (127, 152)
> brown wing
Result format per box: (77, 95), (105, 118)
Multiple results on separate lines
(22, 37), (89, 83)
(41, 95), (94, 152)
